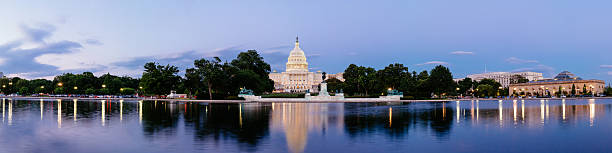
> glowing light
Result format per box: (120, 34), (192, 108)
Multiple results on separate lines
(57, 83), (63, 87)
(102, 84), (106, 88)
(74, 86), (78, 90)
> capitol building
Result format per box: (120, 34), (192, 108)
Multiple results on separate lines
(269, 37), (344, 93)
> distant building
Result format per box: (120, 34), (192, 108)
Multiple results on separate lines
(509, 71), (606, 96)
(0, 72), (4, 78)
(268, 37), (343, 93)
(466, 72), (543, 87)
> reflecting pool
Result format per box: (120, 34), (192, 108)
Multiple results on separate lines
(1, 98), (612, 153)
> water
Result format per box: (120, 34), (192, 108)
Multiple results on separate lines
(1, 98), (611, 153)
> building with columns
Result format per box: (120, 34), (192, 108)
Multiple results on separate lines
(268, 37), (344, 93)
(509, 71), (606, 96)
(466, 71), (543, 87)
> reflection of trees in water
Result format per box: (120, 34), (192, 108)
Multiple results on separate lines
(141, 101), (180, 136)
(183, 103), (271, 152)
(344, 102), (453, 140)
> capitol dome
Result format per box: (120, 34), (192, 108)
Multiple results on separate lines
(286, 37), (309, 72)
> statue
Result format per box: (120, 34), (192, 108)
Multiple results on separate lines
(321, 72), (327, 83)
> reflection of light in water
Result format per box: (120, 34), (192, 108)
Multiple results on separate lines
(521, 100), (525, 121)
(101, 100), (106, 126)
(545, 100), (549, 120)
(513, 100), (517, 124)
(540, 100), (545, 124)
(389, 107), (392, 127)
(8, 99), (12, 125)
(73, 99), (77, 122)
(139, 100), (143, 124)
(40, 99), (43, 120)
(58, 99), (62, 128)
(120, 100), (123, 122)
(476, 100), (479, 122)
(470, 100), (474, 122)
(2, 98), (5, 123)
(562, 99), (566, 120)
(589, 99), (595, 126)
(271, 103), (344, 153)
(2, 99), (5, 123)
(456, 101), (460, 123)
(442, 103), (445, 118)
(239, 104), (243, 128)
(498, 100), (503, 126)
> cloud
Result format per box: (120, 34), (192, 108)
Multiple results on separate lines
(609, 71), (612, 76)
(510, 64), (555, 76)
(600, 65), (612, 68)
(416, 61), (449, 66)
(84, 39), (103, 45)
(0, 23), (97, 79)
(505, 57), (538, 64)
(450, 51), (474, 55)
(20, 24), (55, 43)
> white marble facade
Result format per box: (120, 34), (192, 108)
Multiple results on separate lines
(269, 37), (343, 93)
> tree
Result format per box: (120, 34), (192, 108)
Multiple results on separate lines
(457, 78), (473, 96)
(230, 50), (274, 94)
(582, 84), (587, 95)
(376, 63), (409, 90)
(475, 84), (495, 97)
(571, 84), (576, 96)
(325, 78), (343, 93)
(120, 88), (136, 95)
(427, 65), (455, 97)
(342, 64), (377, 96)
(139, 62), (181, 96)
(193, 57), (226, 100)
(509, 75), (529, 84)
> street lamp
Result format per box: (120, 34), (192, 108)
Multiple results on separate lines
(102, 84), (106, 88)
(41, 86), (45, 89)
(8, 82), (12, 85)
(74, 86), (78, 90)
(58, 83), (63, 87)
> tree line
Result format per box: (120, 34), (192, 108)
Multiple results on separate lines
(0, 72), (139, 95)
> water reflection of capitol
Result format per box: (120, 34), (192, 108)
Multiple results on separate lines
(269, 103), (344, 153)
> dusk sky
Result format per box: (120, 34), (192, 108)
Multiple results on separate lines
(1, 0), (611, 83)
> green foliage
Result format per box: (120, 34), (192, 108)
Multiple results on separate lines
(605, 85), (612, 96)
(509, 75), (529, 84)
(139, 62), (181, 95)
(342, 64), (378, 96)
(457, 77), (473, 95)
(475, 84), (495, 97)
(185, 50), (274, 100)
(428, 65), (455, 97)
(325, 78), (343, 92)
(571, 84), (576, 95)
(120, 88), (136, 95)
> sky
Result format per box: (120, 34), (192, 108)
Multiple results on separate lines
(0, 0), (611, 83)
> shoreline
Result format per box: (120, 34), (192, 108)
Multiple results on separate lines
(2, 96), (611, 103)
